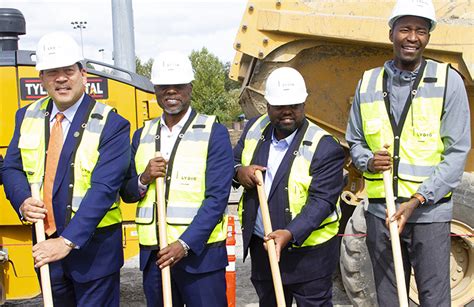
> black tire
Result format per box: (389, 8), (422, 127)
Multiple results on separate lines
(340, 203), (377, 307)
(452, 172), (474, 227)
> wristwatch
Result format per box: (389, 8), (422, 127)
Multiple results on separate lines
(233, 164), (242, 184)
(177, 239), (190, 257)
(61, 236), (77, 249)
(411, 193), (426, 206)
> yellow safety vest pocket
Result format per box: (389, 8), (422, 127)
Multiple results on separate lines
(171, 157), (205, 194)
(18, 134), (41, 149)
(363, 118), (382, 135)
(18, 134), (42, 175)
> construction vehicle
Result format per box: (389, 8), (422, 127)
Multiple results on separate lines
(230, 1), (473, 306)
(0, 8), (160, 302)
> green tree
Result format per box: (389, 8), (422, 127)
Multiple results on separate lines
(135, 50), (242, 125)
(224, 61), (241, 91)
(136, 56), (153, 79)
(190, 48), (241, 124)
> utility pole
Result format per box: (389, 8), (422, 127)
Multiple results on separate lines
(71, 21), (87, 57)
(111, 0), (136, 72)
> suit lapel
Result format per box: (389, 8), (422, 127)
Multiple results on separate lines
(267, 120), (308, 200)
(252, 128), (271, 169)
(53, 95), (91, 196)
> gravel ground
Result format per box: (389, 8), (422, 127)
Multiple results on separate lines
(118, 205), (352, 307)
(4, 204), (352, 307)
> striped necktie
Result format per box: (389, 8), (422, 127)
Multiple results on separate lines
(43, 112), (65, 236)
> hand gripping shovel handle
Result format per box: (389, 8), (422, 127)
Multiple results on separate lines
(30, 183), (54, 307)
(155, 152), (173, 307)
(382, 166), (409, 307)
(255, 170), (286, 307)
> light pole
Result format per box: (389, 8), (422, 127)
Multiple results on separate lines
(71, 21), (87, 57)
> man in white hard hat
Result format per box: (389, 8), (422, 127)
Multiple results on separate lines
(346, 0), (470, 305)
(120, 51), (233, 307)
(3, 32), (130, 305)
(234, 67), (345, 306)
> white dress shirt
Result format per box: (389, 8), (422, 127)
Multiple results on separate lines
(138, 107), (192, 189)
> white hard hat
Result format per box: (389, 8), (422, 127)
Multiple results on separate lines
(389, 0), (437, 31)
(150, 51), (194, 85)
(35, 32), (83, 71)
(264, 67), (308, 106)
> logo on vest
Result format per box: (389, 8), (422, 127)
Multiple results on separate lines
(173, 170), (202, 193)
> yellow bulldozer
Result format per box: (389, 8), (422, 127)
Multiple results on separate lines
(230, 1), (473, 306)
(0, 8), (160, 302)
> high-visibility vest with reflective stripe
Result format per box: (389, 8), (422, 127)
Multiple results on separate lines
(19, 97), (121, 228)
(359, 59), (451, 201)
(134, 114), (228, 247)
(239, 115), (340, 248)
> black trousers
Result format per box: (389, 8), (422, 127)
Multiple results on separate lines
(249, 236), (334, 307)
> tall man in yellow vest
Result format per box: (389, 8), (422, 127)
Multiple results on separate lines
(120, 51), (233, 307)
(234, 67), (345, 306)
(346, 0), (471, 305)
(3, 32), (130, 306)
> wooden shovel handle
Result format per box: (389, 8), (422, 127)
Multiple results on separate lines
(155, 152), (172, 307)
(30, 183), (54, 307)
(383, 168), (409, 307)
(255, 170), (286, 307)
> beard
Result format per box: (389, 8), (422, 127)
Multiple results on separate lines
(274, 121), (298, 138)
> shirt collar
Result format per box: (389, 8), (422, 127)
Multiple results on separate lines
(160, 107), (192, 130)
(386, 60), (420, 82)
(50, 93), (85, 123)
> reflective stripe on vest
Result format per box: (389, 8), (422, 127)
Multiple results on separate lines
(359, 59), (450, 201)
(19, 97), (121, 228)
(72, 102), (121, 227)
(238, 115), (270, 222)
(239, 115), (340, 248)
(19, 97), (49, 184)
(134, 114), (228, 247)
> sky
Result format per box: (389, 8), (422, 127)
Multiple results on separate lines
(1, 0), (248, 65)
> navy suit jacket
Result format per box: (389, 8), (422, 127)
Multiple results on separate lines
(234, 117), (345, 284)
(0, 155), (3, 185)
(3, 94), (130, 283)
(120, 110), (234, 273)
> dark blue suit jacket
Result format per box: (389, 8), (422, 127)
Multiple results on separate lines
(234, 117), (345, 284)
(3, 94), (130, 283)
(120, 110), (233, 273)
(0, 155), (3, 185)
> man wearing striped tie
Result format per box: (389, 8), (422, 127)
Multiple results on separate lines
(3, 32), (130, 306)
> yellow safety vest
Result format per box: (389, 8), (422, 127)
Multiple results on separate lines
(134, 113), (227, 248)
(359, 59), (451, 203)
(19, 97), (121, 228)
(239, 115), (340, 248)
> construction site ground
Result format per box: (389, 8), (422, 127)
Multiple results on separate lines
(3, 129), (352, 306)
(4, 203), (352, 306)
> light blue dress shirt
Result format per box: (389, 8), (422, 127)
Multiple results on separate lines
(49, 93), (84, 142)
(253, 128), (297, 238)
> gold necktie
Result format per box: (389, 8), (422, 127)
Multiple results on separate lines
(43, 113), (65, 236)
